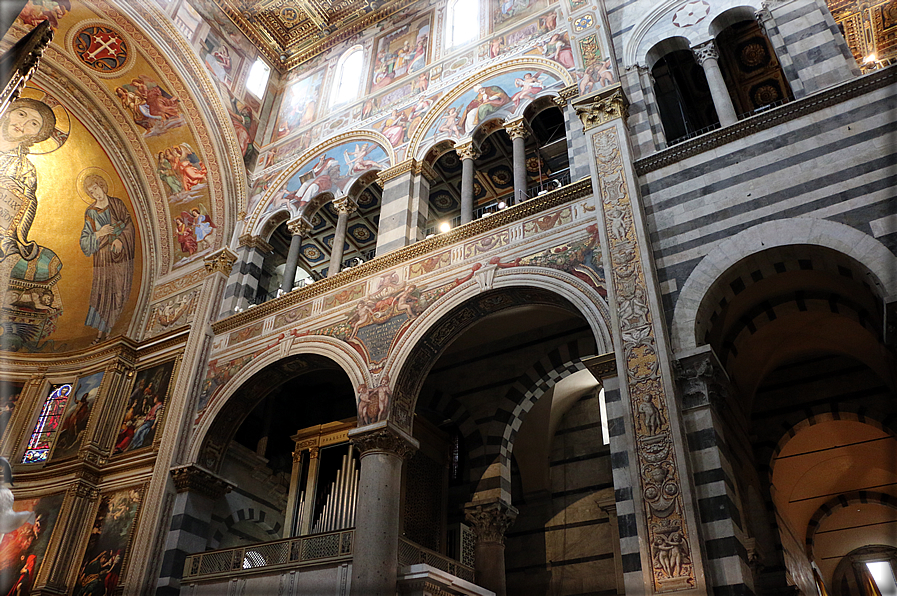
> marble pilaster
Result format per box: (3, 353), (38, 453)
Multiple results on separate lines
(504, 118), (528, 205)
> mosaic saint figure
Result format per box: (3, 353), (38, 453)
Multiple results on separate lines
(79, 172), (135, 343)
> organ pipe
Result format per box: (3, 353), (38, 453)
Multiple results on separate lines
(312, 446), (359, 533)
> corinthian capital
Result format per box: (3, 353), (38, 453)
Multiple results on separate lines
(287, 217), (311, 237)
(464, 499), (518, 544)
(503, 118), (528, 140)
(348, 421), (418, 459)
(692, 40), (719, 65)
(455, 140), (478, 161)
(332, 196), (358, 215)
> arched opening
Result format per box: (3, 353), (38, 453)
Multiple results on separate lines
(711, 10), (794, 116)
(693, 245), (897, 595)
(395, 285), (614, 593)
(648, 38), (719, 143)
(198, 354), (359, 551)
(253, 218), (320, 304)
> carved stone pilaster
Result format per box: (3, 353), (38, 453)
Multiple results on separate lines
(237, 233), (273, 253)
(503, 117), (528, 140)
(348, 422), (418, 459)
(455, 140), (478, 161)
(692, 40), (720, 65)
(203, 247), (238, 276)
(170, 464), (232, 499)
(464, 500), (518, 545)
(573, 84), (629, 131)
(332, 196), (358, 215)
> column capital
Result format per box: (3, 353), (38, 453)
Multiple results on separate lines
(332, 196), (358, 215)
(503, 117), (528, 140)
(464, 499), (518, 544)
(674, 347), (731, 411)
(553, 83), (580, 107)
(203, 247), (238, 276)
(572, 84), (629, 131)
(170, 464), (233, 499)
(286, 217), (311, 237)
(692, 39), (720, 64)
(237, 233), (273, 253)
(348, 421), (418, 459)
(583, 352), (617, 381)
(455, 140), (479, 161)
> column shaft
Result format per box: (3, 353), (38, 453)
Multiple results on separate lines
(456, 142), (478, 225)
(693, 41), (738, 126)
(512, 135), (526, 205)
(328, 210), (350, 277)
(464, 500), (517, 596)
(281, 232), (302, 293)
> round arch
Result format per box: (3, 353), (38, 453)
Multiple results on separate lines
(383, 268), (613, 431)
(671, 218), (897, 353)
(187, 336), (371, 473)
(246, 131), (395, 236)
(408, 57), (575, 160)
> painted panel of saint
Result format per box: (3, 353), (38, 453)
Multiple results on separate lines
(273, 69), (325, 140)
(113, 360), (175, 455)
(49, 370), (105, 461)
(0, 380), (23, 441)
(370, 13), (432, 93)
(0, 492), (64, 595)
(72, 488), (142, 595)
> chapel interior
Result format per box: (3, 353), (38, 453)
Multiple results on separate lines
(0, 0), (894, 594)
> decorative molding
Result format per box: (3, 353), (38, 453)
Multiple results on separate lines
(203, 247), (239, 276)
(634, 66), (897, 175)
(211, 178), (592, 334)
(377, 158), (417, 186)
(412, 159), (438, 184)
(554, 83), (580, 107)
(463, 499), (518, 545)
(503, 117), (528, 140)
(583, 352), (618, 380)
(593, 127), (696, 591)
(454, 140), (478, 161)
(573, 85), (629, 131)
(238, 234), (274, 253)
(348, 422), (418, 459)
(170, 464), (233, 499)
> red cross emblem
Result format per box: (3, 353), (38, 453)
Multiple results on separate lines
(82, 32), (123, 63)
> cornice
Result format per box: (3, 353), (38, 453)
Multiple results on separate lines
(0, 337), (138, 370)
(583, 352), (618, 381)
(211, 178), (592, 334)
(238, 234), (274, 253)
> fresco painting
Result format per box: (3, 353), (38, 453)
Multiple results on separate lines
(200, 30), (240, 90)
(0, 380), (23, 441)
(17, 0), (72, 28)
(480, 10), (558, 60)
(0, 492), (64, 596)
(422, 69), (563, 143)
(157, 143), (207, 203)
(370, 13), (432, 92)
(114, 360), (175, 455)
(50, 370), (104, 461)
(114, 75), (184, 137)
(0, 90), (142, 353)
(274, 69), (325, 140)
(72, 488), (142, 595)
(492, 0), (549, 28)
(263, 141), (389, 216)
(577, 33), (615, 94)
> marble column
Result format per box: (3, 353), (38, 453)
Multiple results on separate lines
(504, 118), (528, 205)
(327, 196), (357, 277)
(692, 40), (738, 126)
(282, 217), (309, 293)
(464, 499), (518, 596)
(456, 141), (478, 225)
(348, 421), (418, 596)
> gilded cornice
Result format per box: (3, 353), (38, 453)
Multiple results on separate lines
(413, 159), (438, 184)
(573, 84), (629, 131)
(377, 159), (417, 186)
(170, 464), (233, 499)
(211, 177), (592, 334)
(0, 337), (138, 370)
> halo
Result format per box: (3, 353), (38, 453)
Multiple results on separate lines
(17, 87), (71, 156)
(76, 167), (115, 205)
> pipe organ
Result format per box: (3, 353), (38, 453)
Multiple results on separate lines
(285, 420), (358, 536)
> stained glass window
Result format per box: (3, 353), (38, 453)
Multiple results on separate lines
(22, 383), (73, 464)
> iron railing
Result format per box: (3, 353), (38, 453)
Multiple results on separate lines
(398, 537), (476, 583)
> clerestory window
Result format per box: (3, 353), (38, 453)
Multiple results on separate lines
(446, 0), (479, 49)
(330, 45), (364, 108)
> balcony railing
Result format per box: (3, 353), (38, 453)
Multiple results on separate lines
(398, 537), (476, 583)
(182, 529), (354, 581)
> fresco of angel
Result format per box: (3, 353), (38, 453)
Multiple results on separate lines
(158, 144), (207, 202)
(114, 75), (183, 135)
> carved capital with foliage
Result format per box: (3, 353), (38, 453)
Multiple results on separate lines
(464, 499), (518, 544)
(583, 352), (618, 381)
(332, 196), (358, 215)
(691, 40), (720, 65)
(503, 117), (528, 140)
(573, 85), (629, 130)
(286, 217), (311, 237)
(349, 422), (418, 459)
(171, 464), (233, 499)
(203, 247), (238, 276)
(455, 140), (478, 161)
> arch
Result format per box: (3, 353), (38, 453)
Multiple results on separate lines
(624, 0), (763, 67)
(187, 336), (371, 473)
(645, 36), (692, 70)
(709, 5), (761, 37)
(246, 131), (395, 237)
(671, 218), (897, 353)
(209, 507), (283, 550)
(409, 57), (575, 160)
(385, 268), (613, 431)
(805, 492), (897, 561)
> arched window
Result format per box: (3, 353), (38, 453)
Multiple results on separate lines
(22, 383), (73, 463)
(246, 58), (271, 99)
(330, 46), (364, 108)
(446, 0), (479, 49)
